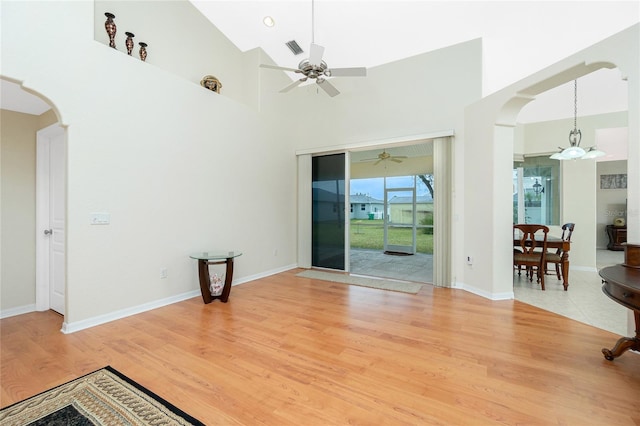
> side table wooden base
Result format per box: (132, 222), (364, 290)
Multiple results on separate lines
(190, 251), (242, 304)
(197, 258), (234, 304)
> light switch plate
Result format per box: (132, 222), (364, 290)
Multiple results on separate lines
(90, 212), (110, 225)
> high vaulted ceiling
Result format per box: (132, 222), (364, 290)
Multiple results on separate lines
(191, 1), (638, 97)
(2, 1), (638, 121)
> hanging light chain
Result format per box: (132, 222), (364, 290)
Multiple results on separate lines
(568, 79), (582, 147)
(551, 77), (604, 160)
(573, 79), (578, 131)
(311, 0), (315, 44)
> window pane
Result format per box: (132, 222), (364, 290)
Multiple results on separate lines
(513, 156), (559, 225)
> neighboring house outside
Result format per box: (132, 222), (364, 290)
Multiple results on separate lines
(388, 195), (433, 224)
(349, 194), (384, 220)
(313, 187), (344, 223)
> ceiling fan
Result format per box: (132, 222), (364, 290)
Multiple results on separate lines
(361, 150), (408, 166)
(259, 0), (367, 97)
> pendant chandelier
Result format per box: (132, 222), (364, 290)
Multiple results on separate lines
(550, 79), (605, 160)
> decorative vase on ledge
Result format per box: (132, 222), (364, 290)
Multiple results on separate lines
(139, 42), (148, 62)
(104, 12), (116, 49)
(125, 32), (135, 55)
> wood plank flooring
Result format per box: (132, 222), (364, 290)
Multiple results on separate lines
(2, 268), (639, 425)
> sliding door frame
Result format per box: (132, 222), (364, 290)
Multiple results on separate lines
(297, 131), (453, 286)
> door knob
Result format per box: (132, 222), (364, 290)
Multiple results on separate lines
(44, 229), (53, 235)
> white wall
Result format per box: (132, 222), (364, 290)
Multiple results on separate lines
(1, 111), (38, 312)
(94, 0), (253, 108)
(462, 24), (639, 299)
(1, 0), (297, 328)
(277, 40), (482, 150)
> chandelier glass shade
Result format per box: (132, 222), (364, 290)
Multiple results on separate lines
(550, 79), (605, 160)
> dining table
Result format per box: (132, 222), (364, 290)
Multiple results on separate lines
(514, 230), (571, 291)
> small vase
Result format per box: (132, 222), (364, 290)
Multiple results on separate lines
(104, 13), (116, 49)
(125, 32), (135, 55)
(139, 42), (148, 62)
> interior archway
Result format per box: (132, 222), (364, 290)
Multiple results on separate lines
(0, 77), (66, 320)
(498, 63), (630, 334)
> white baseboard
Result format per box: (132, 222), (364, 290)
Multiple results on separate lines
(61, 263), (299, 334)
(0, 304), (37, 319)
(453, 281), (515, 301)
(61, 290), (200, 334)
(233, 263), (298, 285)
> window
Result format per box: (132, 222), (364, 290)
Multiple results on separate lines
(361, 204), (366, 211)
(513, 156), (559, 225)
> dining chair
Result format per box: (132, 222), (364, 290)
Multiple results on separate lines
(545, 222), (575, 279)
(513, 224), (550, 290)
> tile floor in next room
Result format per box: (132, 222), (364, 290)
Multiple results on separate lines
(513, 249), (629, 336)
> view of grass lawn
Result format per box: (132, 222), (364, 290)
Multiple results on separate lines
(350, 219), (433, 254)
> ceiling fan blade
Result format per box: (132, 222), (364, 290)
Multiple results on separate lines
(374, 159), (383, 166)
(328, 67), (367, 77)
(390, 158), (403, 163)
(309, 43), (325, 66)
(260, 64), (301, 73)
(280, 78), (305, 93)
(316, 78), (340, 97)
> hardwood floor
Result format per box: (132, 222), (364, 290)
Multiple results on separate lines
(2, 268), (639, 425)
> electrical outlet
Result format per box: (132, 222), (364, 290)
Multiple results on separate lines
(160, 268), (168, 279)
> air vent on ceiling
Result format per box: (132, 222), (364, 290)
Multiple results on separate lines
(285, 40), (304, 55)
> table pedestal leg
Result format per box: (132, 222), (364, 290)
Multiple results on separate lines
(220, 258), (234, 303)
(602, 311), (640, 360)
(197, 259), (213, 304)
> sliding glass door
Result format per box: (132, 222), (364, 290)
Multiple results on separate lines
(302, 137), (451, 286)
(312, 154), (345, 270)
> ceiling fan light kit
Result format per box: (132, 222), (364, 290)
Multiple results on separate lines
(259, 0), (366, 96)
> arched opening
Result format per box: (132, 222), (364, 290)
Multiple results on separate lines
(497, 62), (631, 335)
(0, 78), (67, 321)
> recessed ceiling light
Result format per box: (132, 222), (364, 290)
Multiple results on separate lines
(263, 16), (275, 27)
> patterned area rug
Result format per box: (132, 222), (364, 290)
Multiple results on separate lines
(0, 366), (204, 426)
(297, 270), (423, 294)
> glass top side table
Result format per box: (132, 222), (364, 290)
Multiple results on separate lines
(189, 251), (242, 304)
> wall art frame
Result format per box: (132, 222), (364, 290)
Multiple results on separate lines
(600, 174), (627, 189)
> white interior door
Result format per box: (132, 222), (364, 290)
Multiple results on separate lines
(36, 124), (66, 315)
